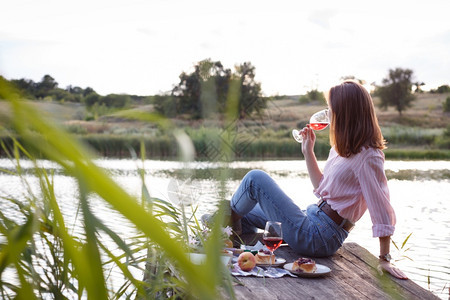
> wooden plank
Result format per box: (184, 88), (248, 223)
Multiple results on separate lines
(341, 243), (439, 300)
(230, 241), (439, 300)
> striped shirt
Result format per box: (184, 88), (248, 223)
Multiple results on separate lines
(314, 147), (396, 237)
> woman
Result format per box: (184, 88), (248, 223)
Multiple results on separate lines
(230, 81), (407, 279)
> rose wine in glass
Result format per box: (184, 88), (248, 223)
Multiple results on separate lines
(292, 109), (330, 143)
(263, 221), (283, 272)
(263, 237), (283, 252)
(309, 122), (328, 131)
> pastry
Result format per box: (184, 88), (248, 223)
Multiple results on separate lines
(292, 257), (317, 273)
(255, 249), (275, 264)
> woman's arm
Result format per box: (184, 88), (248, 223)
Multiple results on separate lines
(379, 236), (408, 279)
(300, 125), (322, 188)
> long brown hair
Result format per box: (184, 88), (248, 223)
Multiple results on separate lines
(328, 81), (385, 157)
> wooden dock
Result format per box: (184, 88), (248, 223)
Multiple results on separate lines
(231, 238), (439, 299)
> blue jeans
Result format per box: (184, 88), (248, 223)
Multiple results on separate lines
(231, 169), (348, 257)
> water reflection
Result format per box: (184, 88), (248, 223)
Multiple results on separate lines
(0, 159), (449, 299)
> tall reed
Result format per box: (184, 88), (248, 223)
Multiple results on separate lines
(382, 126), (442, 146)
(0, 78), (233, 299)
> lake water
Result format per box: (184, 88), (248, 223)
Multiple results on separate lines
(0, 158), (449, 299)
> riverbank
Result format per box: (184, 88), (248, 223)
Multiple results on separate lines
(1, 134), (450, 160)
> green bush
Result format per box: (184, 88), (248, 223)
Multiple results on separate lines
(434, 85), (450, 93)
(298, 89), (326, 104)
(435, 137), (450, 149)
(443, 96), (450, 112)
(382, 127), (441, 146)
(65, 124), (88, 134)
(435, 125), (450, 149)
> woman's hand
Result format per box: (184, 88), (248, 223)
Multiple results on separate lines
(300, 125), (322, 188)
(379, 260), (408, 280)
(301, 125), (316, 156)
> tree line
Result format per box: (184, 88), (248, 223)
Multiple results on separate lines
(1, 59), (266, 120)
(4, 74), (143, 109)
(2, 62), (449, 119)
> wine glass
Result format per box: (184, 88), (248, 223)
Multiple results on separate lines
(292, 109), (330, 143)
(263, 221), (283, 272)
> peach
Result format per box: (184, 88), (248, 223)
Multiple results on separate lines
(237, 251), (256, 271)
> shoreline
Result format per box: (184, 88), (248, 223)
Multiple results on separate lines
(1, 134), (449, 160)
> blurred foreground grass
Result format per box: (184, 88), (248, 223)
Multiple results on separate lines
(0, 77), (235, 299)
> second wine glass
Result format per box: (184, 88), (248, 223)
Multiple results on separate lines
(292, 109), (330, 143)
(263, 221), (283, 272)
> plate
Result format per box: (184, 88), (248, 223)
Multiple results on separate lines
(188, 253), (231, 267)
(256, 258), (286, 267)
(283, 262), (331, 277)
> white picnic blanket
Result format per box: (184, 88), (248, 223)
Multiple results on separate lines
(230, 263), (296, 278)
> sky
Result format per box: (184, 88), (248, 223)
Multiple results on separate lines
(1, 0), (450, 96)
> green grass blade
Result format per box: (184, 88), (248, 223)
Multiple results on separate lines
(6, 96), (221, 299)
(401, 232), (413, 249)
